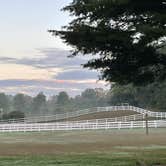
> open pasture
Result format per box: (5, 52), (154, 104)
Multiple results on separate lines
(0, 129), (166, 165)
(0, 106), (166, 165)
(0, 129), (166, 155)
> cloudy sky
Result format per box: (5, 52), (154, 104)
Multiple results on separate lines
(0, 0), (107, 96)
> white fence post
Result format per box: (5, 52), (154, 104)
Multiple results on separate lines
(118, 122), (121, 130)
(130, 121), (133, 129)
(95, 119), (98, 129)
(105, 119), (108, 129)
(155, 121), (157, 128)
(143, 121), (145, 128)
(38, 124), (41, 132)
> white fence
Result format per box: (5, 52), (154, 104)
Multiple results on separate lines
(0, 105), (166, 132)
(1, 106), (166, 124)
(23, 106), (166, 122)
(60, 113), (145, 124)
(0, 120), (166, 132)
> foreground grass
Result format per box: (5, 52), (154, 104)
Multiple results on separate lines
(0, 129), (166, 165)
(0, 150), (166, 166)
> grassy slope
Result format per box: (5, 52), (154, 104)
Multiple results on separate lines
(52, 110), (138, 122)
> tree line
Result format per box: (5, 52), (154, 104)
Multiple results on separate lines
(0, 88), (109, 120)
(0, 83), (166, 120)
(110, 82), (166, 112)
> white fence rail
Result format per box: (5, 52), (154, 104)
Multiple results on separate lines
(0, 113), (145, 126)
(61, 113), (145, 124)
(0, 106), (166, 124)
(0, 120), (165, 132)
(23, 106), (166, 122)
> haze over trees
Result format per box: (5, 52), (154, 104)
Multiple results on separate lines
(31, 92), (47, 115)
(0, 89), (109, 120)
(1, 84), (166, 120)
(49, 0), (166, 85)
(0, 93), (9, 112)
(1, 1), (166, 119)
(48, 0), (166, 115)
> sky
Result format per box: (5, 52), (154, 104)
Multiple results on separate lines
(0, 0), (107, 97)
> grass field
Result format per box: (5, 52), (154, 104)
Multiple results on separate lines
(0, 151), (166, 166)
(0, 129), (166, 165)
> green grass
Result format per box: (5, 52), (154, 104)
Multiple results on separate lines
(0, 151), (166, 166)
(0, 129), (166, 165)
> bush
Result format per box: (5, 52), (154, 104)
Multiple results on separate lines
(2, 111), (25, 120)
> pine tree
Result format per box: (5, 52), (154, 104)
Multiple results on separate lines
(49, 0), (166, 85)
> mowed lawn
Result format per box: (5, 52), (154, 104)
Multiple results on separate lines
(0, 128), (166, 165)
